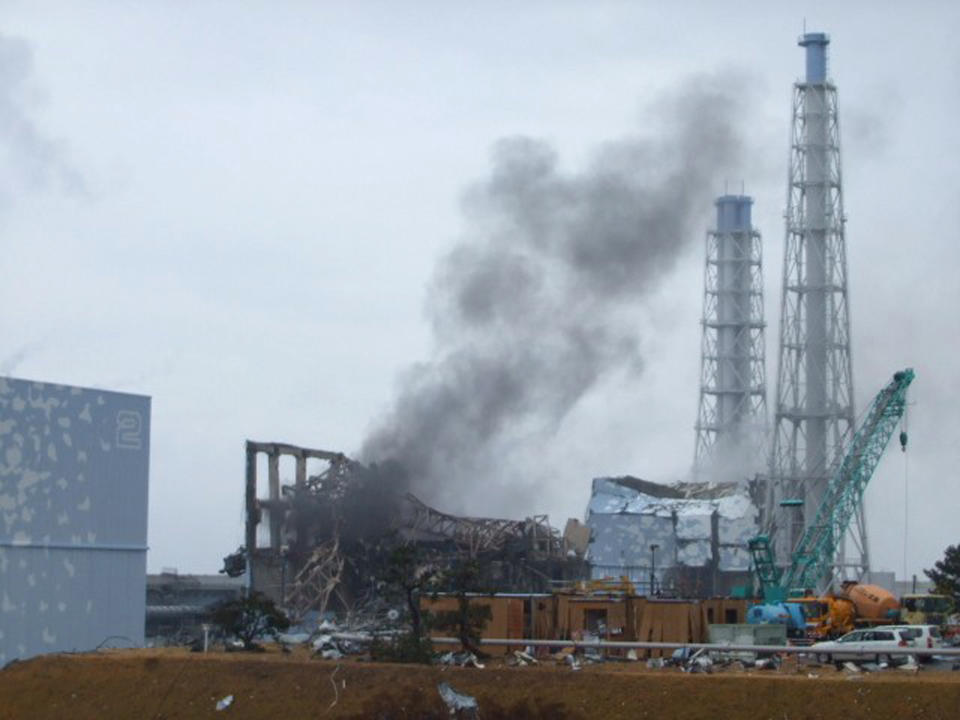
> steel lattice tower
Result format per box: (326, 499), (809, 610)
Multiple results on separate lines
(767, 32), (860, 585)
(694, 195), (767, 483)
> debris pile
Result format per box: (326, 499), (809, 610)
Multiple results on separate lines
(438, 651), (485, 669)
(437, 682), (479, 718)
(236, 441), (588, 617)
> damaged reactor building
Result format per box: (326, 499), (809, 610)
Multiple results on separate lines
(236, 193), (773, 607)
(583, 194), (765, 599)
(584, 476), (757, 597)
(235, 196), (773, 608)
(238, 440), (759, 610)
(237, 441), (588, 618)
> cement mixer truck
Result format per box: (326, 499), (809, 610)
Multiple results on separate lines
(748, 583), (900, 640)
(813, 582), (900, 639)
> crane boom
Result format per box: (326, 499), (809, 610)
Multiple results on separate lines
(751, 368), (915, 601)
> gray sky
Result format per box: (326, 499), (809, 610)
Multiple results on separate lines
(2, 1), (958, 578)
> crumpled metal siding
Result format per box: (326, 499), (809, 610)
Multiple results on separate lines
(587, 513), (676, 568)
(0, 377), (150, 665)
(718, 546), (752, 571)
(585, 476), (757, 578)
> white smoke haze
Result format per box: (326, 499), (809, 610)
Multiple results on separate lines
(361, 74), (751, 516)
(0, 33), (84, 205)
(0, 341), (43, 376)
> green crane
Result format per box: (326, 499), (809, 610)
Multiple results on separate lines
(750, 368), (915, 603)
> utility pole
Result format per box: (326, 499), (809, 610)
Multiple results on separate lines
(650, 544), (659, 596)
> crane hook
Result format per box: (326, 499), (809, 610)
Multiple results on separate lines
(899, 430), (908, 452)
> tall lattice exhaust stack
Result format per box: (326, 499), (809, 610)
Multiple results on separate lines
(694, 194), (768, 484)
(767, 32), (859, 586)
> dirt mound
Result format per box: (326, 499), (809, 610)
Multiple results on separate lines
(1, 649), (959, 719)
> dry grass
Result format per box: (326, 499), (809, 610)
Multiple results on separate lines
(1, 648), (959, 719)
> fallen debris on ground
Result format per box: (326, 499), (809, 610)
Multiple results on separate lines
(437, 681), (479, 718)
(4, 649), (960, 720)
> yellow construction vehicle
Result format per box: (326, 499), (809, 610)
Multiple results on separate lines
(568, 576), (637, 596)
(900, 593), (953, 626)
(814, 583), (900, 638)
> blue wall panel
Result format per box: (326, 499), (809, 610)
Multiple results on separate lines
(0, 377), (150, 664)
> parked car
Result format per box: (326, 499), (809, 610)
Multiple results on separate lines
(874, 625), (943, 661)
(810, 627), (915, 664)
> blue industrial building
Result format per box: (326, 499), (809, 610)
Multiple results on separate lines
(0, 376), (150, 664)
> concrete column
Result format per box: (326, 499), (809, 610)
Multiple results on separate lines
(268, 451), (281, 549)
(715, 195), (753, 458)
(296, 454), (307, 489)
(801, 33), (830, 549)
(244, 442), (258, 590)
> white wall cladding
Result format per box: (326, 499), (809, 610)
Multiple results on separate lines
(0, 377), (150, 665)
(585, 477), (758, 583)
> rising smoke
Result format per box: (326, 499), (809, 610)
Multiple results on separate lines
(0, 33), (84, 205)
(0, 342), (41, 376)
(362, 75), (748, 516)
(0, 34), (83, 382)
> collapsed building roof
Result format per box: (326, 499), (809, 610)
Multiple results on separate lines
(240, 441), (587, 618)
(399, 493), (561, 556)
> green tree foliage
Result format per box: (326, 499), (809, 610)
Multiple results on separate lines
(925, 544), (960, 601)
(372, 541), (438, 663)
(432, 560), (492, 657)
(383, 543), (437, 642)
(210, 592), (290, 650)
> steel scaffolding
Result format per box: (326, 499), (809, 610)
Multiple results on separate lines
(694, 195), (767, 483)
(766, 32), (861, 584)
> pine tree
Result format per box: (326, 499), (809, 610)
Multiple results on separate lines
(924, 544), (960, 601)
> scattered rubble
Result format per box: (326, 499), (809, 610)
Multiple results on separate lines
(438, 652), (485, 669)
(328, 665), (341, 710)
(437, 682), (479, 718)
(510, 650), (538, 666)
(900, 656), (920, 673)
(9, 650), (960, 720)
(683, 649), (713, 674)
(753, 656), (781, 671)
(277, 632), (310, 646)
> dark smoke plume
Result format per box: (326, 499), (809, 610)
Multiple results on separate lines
(362, 75), (747, 516)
